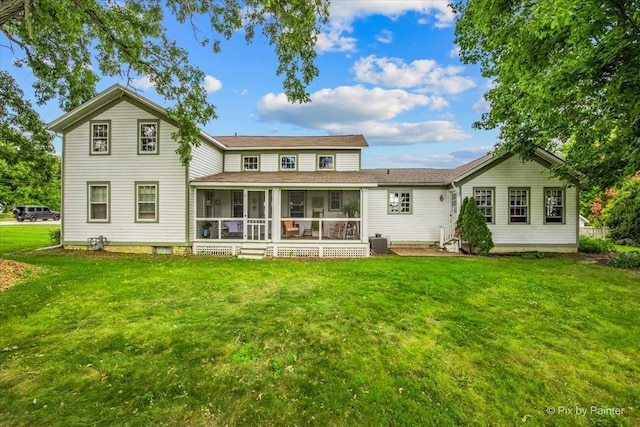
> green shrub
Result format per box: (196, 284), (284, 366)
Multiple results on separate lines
(49, 228), (61, 245)
(457, 197), (494, 255)
(607, 252), (640, 269)
(579, 236), (614, 254)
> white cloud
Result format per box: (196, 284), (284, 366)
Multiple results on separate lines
(352, 55), (476, 95)
(315, 22), (357, 53)
(449, 46), (461, 58)
(326, 121), (470, 145)
(316, 0), (455, 53)
(376, 29), (394, 44)
(256, 85), (468, 145)
(203, 75), (222, 94)
(472, 97), (491, 112)
(258, 85), (443, 126)
(131, 76), (155, 90)
(371, 146), (493, 168)
(328, 0), (454, 28)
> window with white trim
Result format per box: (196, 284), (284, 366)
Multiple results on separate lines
(91, 122), (110, 154)
(509, 188), (529, 223)
(88, 183), (109, 222)
(243, 156), (259, 171)
(280, 155), (296, 170)
(318, 155), (334, 170)
(136, 183), (158, 221)
(388, 191), (411, 214)
(474, 188), (494, 223)
(139, 122), (158, 153)
(545, 188), (564, 223)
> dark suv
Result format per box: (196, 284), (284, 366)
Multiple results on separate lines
(13, 206), (61, 222)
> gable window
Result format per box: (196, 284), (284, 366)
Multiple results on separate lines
(289, 191), (305, 217)
(329, 190), (341, 211)
(90, 121), (110, 154)
(136, 183), (158, 222)
(509, 188), (529, 223)
(388, 191), (412, 214)
(318, 155), (334, 170)
(474, 188), (494, 223)
(280, 155), (297, 170)
(545, 188), (564, 223)
(243, 156), (259, 171)
(139, 121), (158, 154)
(88, 183), (109, 222)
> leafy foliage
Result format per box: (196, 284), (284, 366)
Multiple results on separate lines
(602, 174), (640, 242)
(0, 0), (329, 164)
(0, 71), (60, 211)
(607, 252), (640, 269)
(453, 0), (640, 189)
(457, 196), (494, 255)
(578, 236), (615, 254)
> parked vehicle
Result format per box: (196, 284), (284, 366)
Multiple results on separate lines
(13, 206), (61, 222)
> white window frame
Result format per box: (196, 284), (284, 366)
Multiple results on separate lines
(136, 182), (159, 222)
(329, 190), (341, 211)
(243, 155), (259, 171)
(318, 155), (335, 171)
(88, 182), (110, 222)
(280, 155), (297, 171)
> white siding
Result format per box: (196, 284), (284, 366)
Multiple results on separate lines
(62, 100), (187, 245)
(189, 141), (223, 179)
(224, 153), (241, 172)
(261, 154), (278, 172)
(299, 153), (316, 171)
(336, 152), (360, 171)
(367, 187), (449, 243)
(461, 156), (578, 247)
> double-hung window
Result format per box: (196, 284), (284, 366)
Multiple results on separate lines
(544, 188), (564, 223)
(136, 182), (158, 222)
(90, 121), (110, 154)
(318, 155), (334, 170)
(329, 190), (341, 211)
(509, 188), (529, 223)
(243, 156), (259, 171)
(280, 155), (297, 170)
(474, 188), (494, 223)
(388, 191), (412, 214)
(88, 182), (109, 222)
(139, 121), (158, 154)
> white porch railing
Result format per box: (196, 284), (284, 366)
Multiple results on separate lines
(439, 221), (458, 248)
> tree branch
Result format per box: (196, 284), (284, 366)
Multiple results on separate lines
(0, 0), (25, 26)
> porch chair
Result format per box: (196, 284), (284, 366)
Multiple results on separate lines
(282, 221), (299, 238)
(329, 222), (346, 239)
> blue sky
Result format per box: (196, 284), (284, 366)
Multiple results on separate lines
(2, 0), (498, 169)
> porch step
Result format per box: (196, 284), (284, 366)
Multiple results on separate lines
(237, 243), (268, 259)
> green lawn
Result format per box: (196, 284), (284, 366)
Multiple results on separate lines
(1, 226), (639, 426)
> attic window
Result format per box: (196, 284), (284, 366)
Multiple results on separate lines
(280, 155), (296, 170)
(91, 121), (110, 154)
(139, 121), (158, 154)
(318, 155), (334, 170)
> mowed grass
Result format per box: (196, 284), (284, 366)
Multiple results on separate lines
(0, 227), (638, 426)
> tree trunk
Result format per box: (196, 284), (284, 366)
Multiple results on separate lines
(0, 0), (26, 26)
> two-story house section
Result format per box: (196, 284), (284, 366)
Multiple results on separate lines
(50, 85), (581, 257)
(190, 135), (375, 257)
(49, 84), (224, 254)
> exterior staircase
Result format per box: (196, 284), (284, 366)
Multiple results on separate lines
(237, 242), (268, 259)
(439, 221), (460, 253)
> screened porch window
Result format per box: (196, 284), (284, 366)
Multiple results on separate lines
(289, 191), (305, 217)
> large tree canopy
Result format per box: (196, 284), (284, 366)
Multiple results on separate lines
(0, 71), (60, 211)
(453, 0), (640, 189)
(0, 0), (329, 164)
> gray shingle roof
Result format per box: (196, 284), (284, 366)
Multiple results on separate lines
(192, 170), (377, 185)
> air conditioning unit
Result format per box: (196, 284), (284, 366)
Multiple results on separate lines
(369, 237), (388, 254)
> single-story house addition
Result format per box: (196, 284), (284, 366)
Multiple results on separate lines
(48, 85), (581, 257)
